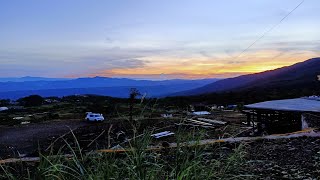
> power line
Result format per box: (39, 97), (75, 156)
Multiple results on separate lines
(233, 0), (305, 60)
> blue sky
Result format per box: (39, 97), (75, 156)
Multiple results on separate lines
(0, 0), (319, 79)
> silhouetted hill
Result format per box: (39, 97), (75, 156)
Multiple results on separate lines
(173, 57), (320, 96)
(0, 77), (219, 99)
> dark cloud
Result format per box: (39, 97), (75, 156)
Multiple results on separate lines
(0, 49), (150, 77)
(260, 40), (320, 53)
(104, 58), (149, 69)
(105, 37), (114, 43)
(198, 51), (211, 58)
(102, 72), (245, 80)
(226, 60), (243, 64)
(80, 56), (149, 69)
(270, 51), (286, 60)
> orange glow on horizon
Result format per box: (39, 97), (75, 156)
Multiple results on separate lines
(83, 50), (319, 79)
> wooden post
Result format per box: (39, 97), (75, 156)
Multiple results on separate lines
(252, 110), (255, 130)
(257, 111), (262, 133)
(129, 88), (140, 138)
(247, 113), (251, 126)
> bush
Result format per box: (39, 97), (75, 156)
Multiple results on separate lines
(17, 95), (44, 107)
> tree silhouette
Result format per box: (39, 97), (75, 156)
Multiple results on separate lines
(18, 95), (44, 107)
(129, 88), (141, 123)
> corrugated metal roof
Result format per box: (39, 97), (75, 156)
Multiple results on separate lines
(245, 98), (320, 113)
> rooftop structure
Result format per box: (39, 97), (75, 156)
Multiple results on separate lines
(243, 96), (320, 134)
(245, 96), (320, 113)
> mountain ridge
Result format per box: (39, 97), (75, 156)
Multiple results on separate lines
(0, 77), (219, 99)
(172, 57), (320, 96)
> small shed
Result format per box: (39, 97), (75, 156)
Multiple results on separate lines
(243, 97), (320, 134)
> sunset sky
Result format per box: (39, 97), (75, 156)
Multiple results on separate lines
(0, 0), (319, 79)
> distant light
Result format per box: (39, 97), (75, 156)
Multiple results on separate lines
(318, 75), (320, 81)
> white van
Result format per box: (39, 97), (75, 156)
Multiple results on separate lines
(85, 112), (105, 122)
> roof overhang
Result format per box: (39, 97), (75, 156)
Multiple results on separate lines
(245, 98), (320, 113)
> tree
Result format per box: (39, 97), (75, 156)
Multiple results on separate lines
(129, 88), (141, 123)
(18, 95), (44, 107)
(128, 88), (141, 138)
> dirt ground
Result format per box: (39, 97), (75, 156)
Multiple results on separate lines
(1, 112), (320, 179)
(244, 137), (320, 179)
(0, 117), (177, 159)
(0, 112), (246, 159)
(0, 119), (88, 158)
(0, 111), (250, 159)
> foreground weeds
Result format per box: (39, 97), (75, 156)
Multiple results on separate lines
(0, 129), (250, 180)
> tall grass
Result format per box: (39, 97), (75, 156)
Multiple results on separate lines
(0, 127), (250, 180)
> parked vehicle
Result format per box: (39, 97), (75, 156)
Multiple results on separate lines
(85, 112), (105, 122)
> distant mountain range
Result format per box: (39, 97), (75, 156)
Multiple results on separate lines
(0, 77), (219, 99)
(0, 76), (71, 82)
(173, 57), (320, 96)
(1, 57), (319, 100)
